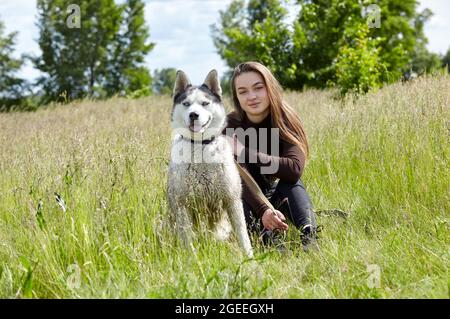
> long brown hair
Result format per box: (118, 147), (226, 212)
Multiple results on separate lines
(230, 61), (309, 158)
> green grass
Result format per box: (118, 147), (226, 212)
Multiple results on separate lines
(0, 75), (448, 298)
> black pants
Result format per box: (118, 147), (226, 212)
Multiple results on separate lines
(243, 179), (317, 233)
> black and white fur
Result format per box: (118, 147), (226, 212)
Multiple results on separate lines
(167, 70), (253, 257)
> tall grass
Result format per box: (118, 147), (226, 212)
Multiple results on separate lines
(0, 75), (448, 298)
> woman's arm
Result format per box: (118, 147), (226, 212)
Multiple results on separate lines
(239, 165), (271, 218)
(244, 141), (305, 183)
(238, 162), (289, 229)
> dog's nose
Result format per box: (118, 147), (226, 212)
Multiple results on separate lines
(189, 112), (199, 121)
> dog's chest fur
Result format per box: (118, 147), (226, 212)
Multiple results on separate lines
(168, 136), (240, 217)
(171, 163), (226, 202)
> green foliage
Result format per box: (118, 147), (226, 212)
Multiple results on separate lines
(152, 68), (177, 95)
(212, 0), (441, 96)
(0, 20), (28, 111)
(211, 0), (296, 87)
(293, 0), (364, 88)
(442, 47), (450, 72)
(403, 7), (441, 76)
(410, 48), (442, 76)
(33, 0), (120, 102)
(33, 0), (154, 103)
(366, 0), (412, 81)
(334, 23), (385, 96)
(292, 0), (429, 86)
(126, 86), (152, 99)
(105, 0), (155, 97)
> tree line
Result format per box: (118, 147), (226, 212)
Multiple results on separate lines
(212, 0), (450, 96)
(1, 0), (449, 111)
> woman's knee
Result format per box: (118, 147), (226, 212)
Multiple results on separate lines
(276, 180), (311, 204)
(275, 179), (316, 227)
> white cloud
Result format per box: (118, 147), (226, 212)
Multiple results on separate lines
(0, 0), (41, 80)
(418, 0), (450, 54)
(144, 0), (232, 83)
(429, 15), (448, 28)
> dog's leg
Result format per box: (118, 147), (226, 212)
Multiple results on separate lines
(214, 214), (231, 241)
(225, 199), (253, 258)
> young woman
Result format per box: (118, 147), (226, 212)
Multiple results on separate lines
(224, 61), (318, 250)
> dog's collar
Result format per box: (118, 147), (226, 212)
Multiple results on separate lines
(182, 135), (216, 145)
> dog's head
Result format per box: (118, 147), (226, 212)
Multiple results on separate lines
(171, 70), (225, 141)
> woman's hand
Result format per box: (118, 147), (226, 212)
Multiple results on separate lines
(261, 209), (289, 231)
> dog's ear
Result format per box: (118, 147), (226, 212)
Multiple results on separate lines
(173, 70), (191, 97)
(203, 69), (222, 97)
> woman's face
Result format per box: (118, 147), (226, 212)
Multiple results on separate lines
(234, 71), (270, 119)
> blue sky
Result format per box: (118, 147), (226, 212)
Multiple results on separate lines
(0, 0), (449, 84)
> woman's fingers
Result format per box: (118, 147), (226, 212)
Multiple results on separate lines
(273, 214), (288, 230)
(274, 210), (286, 222)
(268, 218), (280, 231)
(273, 210), (288, 230)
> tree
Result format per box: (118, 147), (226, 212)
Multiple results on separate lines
(105, 0), (155, 97)
(442, 47), (450, 73)
(152, 68), (177, 95)
(293, 0), (430, 86)
(0, 20), (27, 111)
(211, 0), (296, 88)
(409, 8), (442, 75)
(33, 0), (121, 102)
(292, 0), (364, 88)
(213, 0), (440, 94)
(334, 22), (385, 96)
(361, 0), (442, 81)
(33, 0), (154, 103)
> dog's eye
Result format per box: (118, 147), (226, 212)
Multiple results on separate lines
(201, 101), (210, 107)
(182, 101), (190, 107)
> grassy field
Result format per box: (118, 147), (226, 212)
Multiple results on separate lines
(0, 75), (448, 298)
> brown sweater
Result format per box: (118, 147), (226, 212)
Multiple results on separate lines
(222, 112), (306, 218)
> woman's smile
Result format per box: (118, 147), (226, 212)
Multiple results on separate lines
(247, 102), (260, 108)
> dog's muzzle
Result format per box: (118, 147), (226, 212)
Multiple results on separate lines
(189, 114), (211, 133)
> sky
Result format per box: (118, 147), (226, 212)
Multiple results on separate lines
(0, 0), (449, 85)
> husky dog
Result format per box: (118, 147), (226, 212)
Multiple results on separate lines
(167, 70), (253, 258)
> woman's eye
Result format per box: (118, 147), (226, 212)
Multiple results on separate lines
(182, 101), (190, 107)
(201, 101), (210, 107)
(238, 91), (247, 95)
(255, 86), (263, 90)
